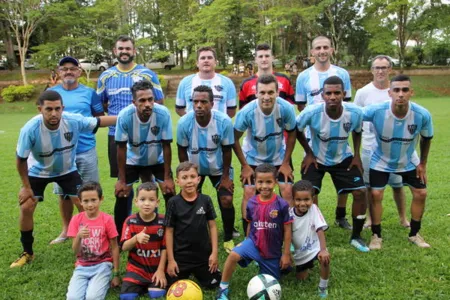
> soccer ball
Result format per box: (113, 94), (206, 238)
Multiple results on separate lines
(247, 274), (282, 300)
(166, 279), (203, 300)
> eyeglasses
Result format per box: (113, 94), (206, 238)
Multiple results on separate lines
(392, 87), (410, 93)
(372, 66), (389, 71)
(59, 67), (79, 72)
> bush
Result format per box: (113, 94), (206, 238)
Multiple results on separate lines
(78, 77), (96, 89)
(1, 85), (35, 102)
(158, 74), (167, 90)
(220, 70), (230, 76)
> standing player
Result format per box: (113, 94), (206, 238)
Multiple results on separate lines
(239, 43), (294, 109)
(363, 75), (433, 249)
(177, 85), (236, 253)
(296, 76), (368, 252)
(234, 74), (297, 233)
(49, 56), (104, 245)
(115, 80), (175, 241)
(11, 90), (117, 268)
(97, 35), (165, 235)
(295, 36), (353, 230)
(354, 55), (409, 230)
(175, 46), (236, 118)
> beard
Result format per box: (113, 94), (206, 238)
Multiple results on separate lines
(117, 54), (134, 64)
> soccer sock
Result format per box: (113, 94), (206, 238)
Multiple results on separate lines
(148, 289), (166, 298)
(242, 218), (248, 235)
(119, 293), (139, 300)
(114, 196), (130, 241)
(221, 206), (235, 241)
(20, 230), (34, 255)
(319, 278), (328, 289)
(351, 215), (365, 239)
(409, 219), (421, 237)
(371, 224), (382, 237)
(220, 281), (229, 290)
(336, 206), (346, 219)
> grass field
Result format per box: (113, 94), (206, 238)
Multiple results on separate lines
(0, 97), (449, 300)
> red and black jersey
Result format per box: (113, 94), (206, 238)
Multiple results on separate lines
(121, 213), (166, 285)
(239, 72), (295, 108)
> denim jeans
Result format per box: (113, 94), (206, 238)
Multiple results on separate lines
(66, 261), (112, 300)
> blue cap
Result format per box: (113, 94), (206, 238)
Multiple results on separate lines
(58, 56), (79, 66)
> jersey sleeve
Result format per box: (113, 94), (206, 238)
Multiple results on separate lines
(76, 114), (100, 133)
(354, 89), (364, 107)
(161, 108), (173, 141)
(296, 108), (311, 132)
(205, 195), (217, 220)
(362, 105), (375, 122)
(221, 116), (235, 146)
(115, 111), (129, 142)
(234, 109), (249, 132)
(175, 78), (187, 109)
(295, 74), (307, 104)
(67, 214), (81, 238)
(164, 198), (177, 227)
(343, 71), (352, 101)
(90, 89), (104, 115)
(226, 78), (237, 109)
(16, 126), (34, 159)
(312, 205), (328, 231)
(121, 217), (134, 243)
(96, 73), (109, 104)
(105, 214), (119, 239)
(420, 111), (433, 138)
(283, 101), (297, 132)
(176, 116), (189, 147)
(281, 201), (293, 224)
(141, 69), (164, 101)
(353, 106), (363, 133)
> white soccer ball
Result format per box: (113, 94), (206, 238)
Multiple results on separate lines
(247, 274), (282, 300)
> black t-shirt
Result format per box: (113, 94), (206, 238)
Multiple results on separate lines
(165, 193), (216, 264)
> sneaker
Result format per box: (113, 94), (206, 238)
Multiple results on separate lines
(369, 234), (383, 250)
(216, 287), (229, 300)
(350, 238), (370, 252)
(318, 287), (328, 298)
(232, 228), (240, 238)
(408, 234), (431, 248)
(223, 240), (235, 254)
(10, 252), (34, 268)
(335, 218), (352, 230)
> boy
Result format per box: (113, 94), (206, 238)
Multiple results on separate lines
(66, 182), (120, 300)
(216, 164), (293, 300)
(291, 180), (330, 298)
(165, 162), (221, 288)
(120, 182), (167, 299)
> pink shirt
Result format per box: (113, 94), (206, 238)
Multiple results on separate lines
(67, 211), (118, 266)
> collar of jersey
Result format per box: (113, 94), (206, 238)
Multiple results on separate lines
(256, 194), (277, 204)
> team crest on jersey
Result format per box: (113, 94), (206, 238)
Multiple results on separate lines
(64, 132), (73, 142)
(214, 85), (223, 92)
(343, 122), (352, 133)
(276, 118), (283, 128)
(269, 209), (278, 218)
(408, 124), (417, 135)
(151, 126), (160, 136)
(132, 75), (143, 83)
(211, 134), (220, 145)
(157, 228), (164, 237)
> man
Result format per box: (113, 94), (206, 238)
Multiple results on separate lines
(97, 35), (164, 232)
(11, 90), (117, 268)
(239, 43), (294, 109)
(177, 85), (236, 253)
(296, 76), (368, 252)
(295, 36), (352, 230)
(115, 80), (175, 240)
(234, 74), (297, 234)
(363, 74), (433, 249)
(176, 46), (236, 118)
(354, 55), (409, 230)
(48, 56), (104, 245)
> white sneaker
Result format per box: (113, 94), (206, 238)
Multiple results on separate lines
(408, 234), (431, 248)
(369, 234), (382, 250)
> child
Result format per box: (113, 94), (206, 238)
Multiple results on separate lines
(165, 162), (221, 289)
(216, 163), (293, 300)
(291, 180), (330, 298)
(66, 181), (120, 300)
(120, 182), (168, 299)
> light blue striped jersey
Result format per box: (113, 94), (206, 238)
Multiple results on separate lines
(234, 98), (297, 166)
(295, 65), (352, 105)
(177, 110), (234, 176)
(362, 101), (433, 172)
(97, 64), (164, 135)
(115, 103), (172, 166)
(175, 73), (237, 113)
(50, 84), (103, 154)
(296, 102), (363, 166)
(16, 113), (99, 178)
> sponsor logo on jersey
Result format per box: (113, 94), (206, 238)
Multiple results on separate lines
(253, 220), (278, 229)
(137, 249), (161, 258)
(64, 132), (73, 142)
(151, 126), (160, 136)
(196, 207), (206, 214)
(408, 124), (417, 135)
(214, 85), (224, 92)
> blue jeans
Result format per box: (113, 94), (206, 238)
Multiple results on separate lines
(66, 261), (112, 300)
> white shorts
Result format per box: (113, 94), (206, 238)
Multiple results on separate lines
(362, 149), (402, 188)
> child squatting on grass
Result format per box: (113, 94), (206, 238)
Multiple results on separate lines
(291, 180), (330, 298)
(120, 182), (168, 299)
(66, 181), (120, 300)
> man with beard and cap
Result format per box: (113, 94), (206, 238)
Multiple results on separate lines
(97, 35), (165, 240)
(47, 56), (104, 245)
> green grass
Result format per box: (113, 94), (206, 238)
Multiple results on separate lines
(0, 98), (449, 299)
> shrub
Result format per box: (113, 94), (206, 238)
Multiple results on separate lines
(158, 74), (167, 90)
(78, 77), (96, 89)
(220, 70), (230, 76)
(1, 85), (35, 102)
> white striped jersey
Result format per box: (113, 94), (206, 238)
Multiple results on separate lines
(296, 102), (363, 166)
(234, 98), (297, 166)
(295, 65), (352, 105)
(177, 110), (234, 176)
(175, 73), (237, 113)
(115, 103), (172, 166)
(362, 101), (433, 172)
(16, 113), (99, 178)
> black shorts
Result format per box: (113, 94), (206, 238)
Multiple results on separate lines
(245, 164), (294, 186)
(302, 156), (365, 195)
(198, 172), (233, 198)
(167, 262), (221, 289)
(370, 168), (426, 189)
(120, 279), (164, 295)
(108, 135), (118, 178)
(29, 171), (81, 201)
(296, 254), (318, 272)
(125, 164), (169, 185)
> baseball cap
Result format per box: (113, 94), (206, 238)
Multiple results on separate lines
(58, 56), (79, 66)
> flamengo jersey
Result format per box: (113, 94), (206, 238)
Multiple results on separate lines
(50, 84), (104, 154)
(121, 213), (166, 285)
(239, 72), (294, 108)
(177, 110), (234, 176)
(175, 73), (237, 113)
(16, 113), (99, 178)
(362, 101), (433, 172)
(115, 103), (172, 166)
(97, 64), (164, 135)
(295, 64), (352, 105)
(296, 102), (363, 166)
(246, 194), (292, 259)
(290, 204), (328, 265)
(234, 97), (297, 166)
